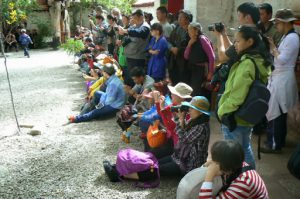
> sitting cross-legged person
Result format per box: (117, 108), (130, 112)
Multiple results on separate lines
(158, 96), (210, 177)
(68, 64), (126, 123)
(143, 83), (193, 159)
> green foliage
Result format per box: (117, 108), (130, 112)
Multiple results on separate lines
(61, 38), (84, 55)
(34, 20), (52, 48)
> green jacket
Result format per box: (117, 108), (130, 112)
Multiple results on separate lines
(218, 54), (271, 126)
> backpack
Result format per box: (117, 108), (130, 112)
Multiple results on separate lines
(116, 149), (160, 188)
(20, 34), (30, 46)
(287, 144), (300, 180)
(235, 57), (270, 125)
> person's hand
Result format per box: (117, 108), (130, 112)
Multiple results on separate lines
(149, 49), (160, 55)
(89, 19), (94, 24)
(170, 47), (179, 55)
(187, 37), (197, 47)
(118, 27), (127, 35)
(207, 72), (213, 81)
(152, 91), (160, 103)
(204, 160), (222, 182)
(116, 39), (122, 46)
(178, 110), (186, 128)
(159, 95), (165, 110)
(268, 37), (276, 51)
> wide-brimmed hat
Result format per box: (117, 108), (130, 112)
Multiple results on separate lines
(167, 83), (193, 99)
(270, 9), (297, 22)
(181, 96), (210, 115)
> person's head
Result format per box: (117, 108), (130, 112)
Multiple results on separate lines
(167, 83), (193, 105)
(122, 14), (130, 27)
(151, 23), (163, 37)
(131, 9), (144, 25)
(102, 63), (116, 78)
(234, 25), (261, 54)
(130, 67), (146, 85)
(112, 7), (121, 17)
(85, 37), (93, 44)
(178, 10), (193, 28)
(95, 5), (103, 15)
(211, 140), (244, 174)
(271, 9), (297, 34)
(167, 13), (175, 24)
(237, 2), (260, 25)
(21, 29), (26, 34)
(259, 3), (273, 24)
(156, 6), (168, 22)
(95, 14), (104, 24)
(107, 14), (117, 25)
(188, 22), (203, 39)
(145, 12), (153, 24)
(181, 96), (210, 119)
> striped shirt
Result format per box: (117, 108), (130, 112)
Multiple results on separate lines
(199, 163), (269, 199)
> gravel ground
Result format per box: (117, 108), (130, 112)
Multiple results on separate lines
(0, 49), (179, 199)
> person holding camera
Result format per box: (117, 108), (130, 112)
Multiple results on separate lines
(217, 26), (272, 169)
(168, 9), (192, 85)
(106, 14), (119, 55)
(158, 96), (210, 177)
(89, 14), (108, 50)
(199, 140), (268, 199)
(184, 22), (215, 98)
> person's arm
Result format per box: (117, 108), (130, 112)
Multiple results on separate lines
(101, 81), (118, 105)
(200, 36), (216, 78)
(127, 26), (150, 39)
(217, 59), (255, 119)
(214, 32), (230, 63)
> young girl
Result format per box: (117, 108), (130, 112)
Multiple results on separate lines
(147, 23), (168, 82)
(217, 25), (272, 168)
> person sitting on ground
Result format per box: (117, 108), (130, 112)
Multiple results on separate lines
(199, 140), (269, 199)
(146, 23), (169, 82)
(124, 67), (155, 111)
(145, 83), (193, 159)
(158, 96), (210, 177)
(68, 64), (126, 123)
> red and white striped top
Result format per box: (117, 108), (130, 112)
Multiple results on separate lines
(199, 163), (269, 199)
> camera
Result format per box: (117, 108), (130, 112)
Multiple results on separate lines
(208, 22), (225, 32)
(170, 105), (189, 113)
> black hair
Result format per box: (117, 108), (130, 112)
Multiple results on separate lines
(156, 6), (168, 16)
(130, 67), (145, 77)
(85, 37), (92, 43)
(237, 2), (260, 24)
(211, 140), (244, 173)
(122, 14), (130, 20)
(258, 3), (273, 15)
(151, 23), (163, 35)
(132, 9), (144, 17)
(145, 12), (153, 22)
(167, 13), (175, 23)
(237, 25), (271, 67)
(96, 14), (104, 21)
(178, 9), (193, 22)
(107, 14), (117, 22)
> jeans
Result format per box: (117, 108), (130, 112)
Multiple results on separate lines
(266, 113), (287, 150)
(22, 44), (29, 57)
(158, 155), (182, 176)
(221, 125), (256, 169)
(75, 105), (119, 123)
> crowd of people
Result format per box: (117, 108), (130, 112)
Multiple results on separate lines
(66, 2), (299, 198)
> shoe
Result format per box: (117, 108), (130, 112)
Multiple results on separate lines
(103, 160), (120, 182)
(260, 146), (281, 154)
(67, 115), (76, 123)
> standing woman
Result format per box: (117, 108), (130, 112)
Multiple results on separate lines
(262, 9), (300, 153)
(217, 26), (272, 168)
(106, 14), (118, 55)
(184, 22), (215, 98)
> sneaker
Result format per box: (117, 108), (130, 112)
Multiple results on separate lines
(103, 160), (120, 182)
(67, 115), (76, 123)
(260, 145), (281, 154)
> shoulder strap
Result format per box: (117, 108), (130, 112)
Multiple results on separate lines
(245, 56), (260, 80)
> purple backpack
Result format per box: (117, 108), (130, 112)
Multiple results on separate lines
(116, 148), (160, 188)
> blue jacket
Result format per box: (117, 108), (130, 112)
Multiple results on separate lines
(147, 36), (168, 79)
(19, 33), (32, 46)
(99, 75), (126, 109)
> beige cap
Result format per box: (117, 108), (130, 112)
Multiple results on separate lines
(168, 83), (193, 99)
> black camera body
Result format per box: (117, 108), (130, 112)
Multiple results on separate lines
(208, 22), (225, 32)
(170, 105), (189, 113)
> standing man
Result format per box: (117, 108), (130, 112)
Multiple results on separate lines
(258, 3), (282, 46)
(156, 6), (174, 39)
(118, 9), (150, 73)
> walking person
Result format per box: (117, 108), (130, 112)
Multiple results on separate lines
(19, 29), (33, 58)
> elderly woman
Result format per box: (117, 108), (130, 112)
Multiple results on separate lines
(262, 9), (300, 153)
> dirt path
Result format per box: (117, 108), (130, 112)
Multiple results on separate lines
(0, 49), (178, 198)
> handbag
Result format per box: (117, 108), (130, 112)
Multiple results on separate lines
(147, 120), (166, 148)
(235, 57), (270, 125)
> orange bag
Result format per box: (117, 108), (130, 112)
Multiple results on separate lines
(147, 120), (166, 148)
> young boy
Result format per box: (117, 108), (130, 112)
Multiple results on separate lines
(19, 29), (33, 58)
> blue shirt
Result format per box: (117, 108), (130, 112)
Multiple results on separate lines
(19, 33), (32, 46)
(147, 36), (168, 79)
(99, 75), (126, 109)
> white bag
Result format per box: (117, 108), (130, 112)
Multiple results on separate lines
(176, 166), (223, 199)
